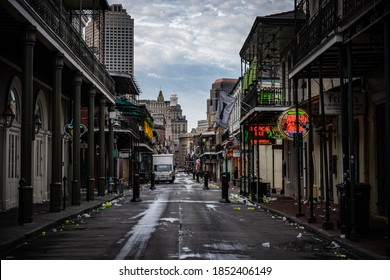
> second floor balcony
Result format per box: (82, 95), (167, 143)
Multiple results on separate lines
(242, 85), (291, 108)
(20, 0), (115, 98)
(288, 0), (387, 84)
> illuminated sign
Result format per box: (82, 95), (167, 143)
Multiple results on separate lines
(226, 149), (233, 157)
(277, 108), (309, 140)
(245, 125), (276, 145)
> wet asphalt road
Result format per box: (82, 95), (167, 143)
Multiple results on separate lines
(3, 173), (355, 260)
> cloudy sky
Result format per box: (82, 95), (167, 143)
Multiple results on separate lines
(110, 0), (294, 131)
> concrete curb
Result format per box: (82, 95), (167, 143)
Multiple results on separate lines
(0, 193), (126, 258)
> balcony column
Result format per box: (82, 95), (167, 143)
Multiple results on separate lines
(250, 114), (255, 201)
(19, 25), (36, 224)
(307, 67), (317, 224)
(294, 77), (304, 217)
(319, 60), (333, 230)
(71, 72), (82, 205)
(98, 96), (106, 196)
(347, 43), (357, 239)
(243, 125), (247, 196)
(239, 124), (243, 195)
(87, 86), (96, 201)
(383, 17), (390, 256)
(108, 103), (115, 193)
(50, 52), (64, 212)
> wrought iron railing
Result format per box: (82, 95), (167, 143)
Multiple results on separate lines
(202, 144), (216, 153)
(241, 84), (291, 116)
(221, 130), (230, 142)
(294, 0), (339, 62)
(343, 0), (380, 19)
(21, 0), (115, 98)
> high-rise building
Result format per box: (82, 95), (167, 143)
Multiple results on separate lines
(86, 4), (134, 76)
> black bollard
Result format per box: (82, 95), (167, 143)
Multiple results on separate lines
(196, 172), (200, 183)
(150, 172), (156, 190)
(193, 171), (196, 180)
(18, 178), (33, 225)
(203, 171), (209, 189)
(131, 174), (142, 202)
(219, 175), (231, 203)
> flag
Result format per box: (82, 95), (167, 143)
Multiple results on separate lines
(215, 91), (236, 129)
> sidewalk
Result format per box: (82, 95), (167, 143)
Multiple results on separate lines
(224, 183), (389, 260)
(0, 190), (129, 257)
(1, 180), (389, 259)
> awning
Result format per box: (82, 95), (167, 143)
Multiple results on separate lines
(116, 99), (141, 116)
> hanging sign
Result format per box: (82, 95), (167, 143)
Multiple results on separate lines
(277, 108), (309, 141)
(64, 120), (88, 138)
(322, 91), (365, 115)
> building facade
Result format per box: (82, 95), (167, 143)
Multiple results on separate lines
(0, 0), (115, 216)
(235, 0), (390, 255)
(86, 3), (134, 76)
(200, 78), (237, 182)
(140, 91), (188, 156)
(0, 1), (151, 228)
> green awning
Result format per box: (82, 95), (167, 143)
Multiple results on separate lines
(115, 99), (140, 115)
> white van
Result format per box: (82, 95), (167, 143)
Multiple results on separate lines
(153, 154), (175, 183)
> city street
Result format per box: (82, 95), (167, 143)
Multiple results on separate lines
(3, 173), (356, 260)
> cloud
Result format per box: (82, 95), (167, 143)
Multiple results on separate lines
(112, 0), (293, 130)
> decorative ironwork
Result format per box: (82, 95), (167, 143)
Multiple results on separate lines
(21, 0), (115, 97)
(294, 0), (339, 62)
(242, 84), (291, 115)
(343, 0), (378, 19)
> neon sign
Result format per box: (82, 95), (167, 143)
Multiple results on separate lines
(245, 125), (276, 145)
(277, 108), (309, 140)
(64, 120), (88, 138)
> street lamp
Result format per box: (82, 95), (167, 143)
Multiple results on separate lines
(1, 106), (16, 128)
(34, 114), (42, 134)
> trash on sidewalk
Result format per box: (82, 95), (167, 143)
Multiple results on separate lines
(325, 241), (340, 250)
(262, 242), (270, 248)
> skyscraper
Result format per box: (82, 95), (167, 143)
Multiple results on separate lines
(86, 4), (134, 76)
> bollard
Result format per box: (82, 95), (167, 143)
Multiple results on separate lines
(87, 176), (95, 201)
(118, 178), (124, 195)
(131, 174), (142, 202)
(18, 178), (33, 224)
(114, 177), (118, 194)
(49, 181), (62, 212)
(63, 176), (68, 209)
(219, 175), (231, 203)
(196, 172), (200, 183)
(150, 172), (156, 190)
(108, 177), (114, 194)
(193, 171), (196, 180)
(203, 171), (209, 190)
